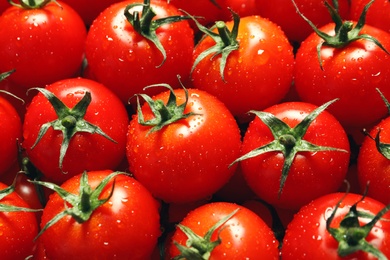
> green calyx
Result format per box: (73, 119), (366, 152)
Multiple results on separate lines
(327, 184), (390, 259)
(28, 88), (117, 173)
(123, 0), (190, 68)
(188, 8), (240, 82)
(132, 82), (201, 134)
(230, 99), (348, 196)
(292, 0), (390, 70)
(173, 208), (239, 260)
(0, 172), (42, 213)
(8, 0), (61, 9)
(31, 171), (125, 239)
(363, 88), (390, 160)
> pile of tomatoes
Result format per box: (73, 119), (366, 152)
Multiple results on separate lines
(0, 0), (390, 259)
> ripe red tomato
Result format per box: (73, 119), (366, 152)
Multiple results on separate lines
(190, 13), (294, 122)
(38, 170), (161, 259)
(126, 85), (242, 203)
(281, 192), (390, 259)
(0, 1), (87, 89)
(0, 92), (22, 175)
(0, 181), (39, 260)
(167, 202), (279, 259)
(22, 78), (129, 184)
(349, 0), (390, 34)
(357, 117), (390, 205)
(254, 0), (350, 44)
(294, 22), (390, 128)
(238, 101), (351, 210)
(85, 0), (194, 104)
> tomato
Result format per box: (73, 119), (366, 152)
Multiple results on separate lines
(281, 192), (390, 259)
(254, 0), (350, 44)
(0, 1), (86, 89)
(0, 91), (22, 175)
(85, 0), (194, 105)
(294, 14), (390, 128)
(190, 12), (294, 122)
(349, 0), (390, 34)
(60, 0), (123, 27)
(126, 85), (242, 203)
(236, 101), (351, 210)
(22, 78), (129, 184)
(0, 181), (39, 260)
(357, 117), (390, 205)
(167, 201), (279, 259)
(37, 170), (161, 259)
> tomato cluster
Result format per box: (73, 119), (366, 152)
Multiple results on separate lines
(0, 0), (390, 259)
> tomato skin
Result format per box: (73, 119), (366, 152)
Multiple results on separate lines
(167, 202), (279, 259)
(40, 170), (161, 260)
(191, 15), (294, 122)
(240, 102), (350, 210)
(0, 94), (22, 175)
(254, 0), (350, 43)
(357, 118), (390, 205)
(0, 1), (87, 88)
(22, 78), (129, 184)
(0, 182), (39, 260)
(126, 88), (242, 203)
(294, 23), (390, 128)
(349, 0), (390, 34)
(281, 192), (390, 259)
(85, 0), (194, 104)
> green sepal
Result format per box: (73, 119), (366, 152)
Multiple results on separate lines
(0, 172), (42, 213)
(8, 0), (61, 9)
(28, 87), (117, 173)
(124, 0), (191, 68)
(173, 208), (240, 260)
(230, 99), (348, 196)
(291, 0), (390, 70)
(185, 8), (240, 81)
(326, 185), (390, 259)
(132, 82), (201, 135)
(31, 171), (126, 240)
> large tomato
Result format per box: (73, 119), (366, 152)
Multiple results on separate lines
(0, 91), (22, 175)
(126, 85), (242, 203)
(190, 12), (294, 122)
(167, 202), (279, 259)
(37, 170), (161, 259)
(0, 1), (86, 89)
(294, 6), (390, 128)
(254, 0), (350, 44)
(85, 0), (194, 104)
(22, 78), (129, 184)
(236, 101), (351, 210)
(0, 181), (39, 260)
(281, 192), (390, 259)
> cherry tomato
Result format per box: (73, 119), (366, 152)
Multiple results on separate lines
(0, 1), (86, 89)
(38, 170), (161, 259)
(191, 13), (294, 122)
(22, 78), (129, 184)
(281, 192), (390, 259)
(85, 0), (194, 104)
(167, 202), (279, 259)
(0, 181), (39, 260)
(294, 22), (390, 128)
(126, 85), (242, 203)
(238, 101), (350, 210)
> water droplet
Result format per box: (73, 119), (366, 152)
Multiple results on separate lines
(121, 198), (128, 203)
